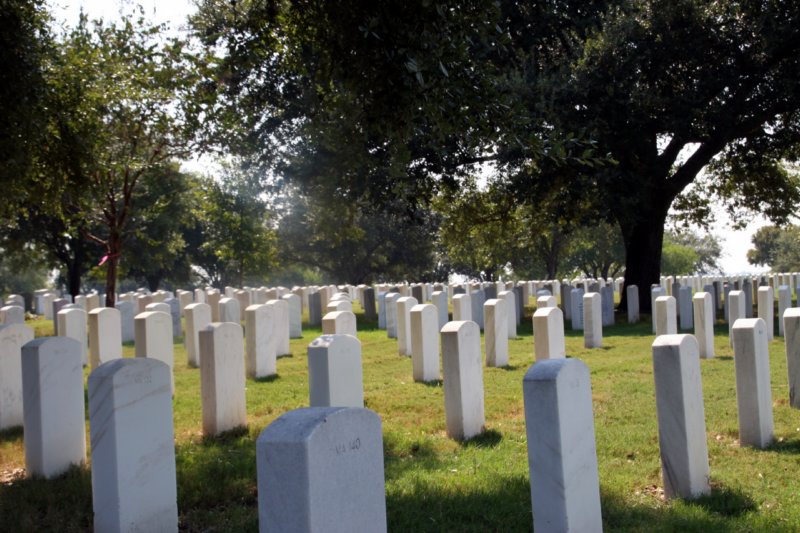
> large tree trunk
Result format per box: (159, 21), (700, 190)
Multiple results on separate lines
(618, 202), (669, 314)
(104, 232), (121, 308)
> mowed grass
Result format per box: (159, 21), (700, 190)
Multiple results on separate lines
(2, 305), (800, 531)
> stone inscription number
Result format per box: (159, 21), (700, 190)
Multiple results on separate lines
(334, 437), (361, 456)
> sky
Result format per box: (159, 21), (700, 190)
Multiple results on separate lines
(48, 1), (775, 276)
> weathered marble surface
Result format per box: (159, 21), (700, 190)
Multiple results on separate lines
(283, 293), (302, 338)
(785, 308), (800, 409)
(523, 358), (602, 532)
(441, 320), (485, 440)
(396, 296), (418, 356)
(652, 334), (710, 499)
(199, 322), (247, 436)
(627, 284), (640, 324)
(533, 306), (566, 361)
(431, 291), (449, 330)
(89, 358), (177, 533)
(256, 407), (386, 533)
(308, 334), (364, 408)
(89, 307), (122, 369)
(322, 310), (357, 337)
(693, 292), (715, 359)
(0, 323), (35, 430)
(583, 292), (602, 348)
(732, 318), (774, 448)
(266, 299), (290, 356)
(22, 337), (86, 479)
(757, 286), (775, 341)
(452, 293), (472, 323)
(410, 304), (439, 382)
(0, 305), (24, 325)
(728, 290), (746, 347)
(245, 304), (277, 378)
(184, 303), (211, 368)
(134, 310), (174, 394)
(498, 290), (517, 338)
(484, 299), (508, 368)
(655, 296), (677, 336)
(571, 288), (584, 331)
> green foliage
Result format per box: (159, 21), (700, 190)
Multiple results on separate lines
(660, 230), (722, 275)
(278, 189), (440, 284)
(0, 0), (51, 212)
(188, 169), (277, 288)
(565, 221), (626, 279)
(748, 225), (800, 272)
(0, 241), (49, 300)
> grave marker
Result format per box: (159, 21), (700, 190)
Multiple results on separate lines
(441, 321), (485, 440)
(732, 318), (774, 448)
(199, 322), (247, 436)
(308, 334), (364, 408)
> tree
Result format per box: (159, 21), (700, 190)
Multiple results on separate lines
(565, 222), (626, 280)
(0, 0), (51, 210)
(187, 172), (277, 288)
(748, 225), (800, 272)
(120, 165), (196, 291)
(45, 12), (198, 306)
(519, 1), (800, 311)
(278, 189), (440, 284)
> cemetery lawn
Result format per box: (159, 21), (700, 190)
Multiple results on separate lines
(2, 311), (800, 532)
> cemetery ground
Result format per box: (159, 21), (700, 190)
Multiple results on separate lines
(2, 304), (800, 532)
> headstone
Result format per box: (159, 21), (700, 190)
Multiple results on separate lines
(410, 304), (439, 382)
(51, 298), (69, 335)
(498, 291), (517, 339)
(470, 290), (485, 331)
(778, 286), (791, 337)
(145, 302), (170, 315)
(742, 280), (753, 318)
(627, 285), (640, 323)
(267, 299), (291, 355)
(732, 318), (774, 448)
(728, 290), (746, 347)
(0, 323), (34, 430)
(184, 303), (211, 368)
(678, 286), (693, 330)
(483, 285), (497, 301)
(6, 294), (25, 311)
(385, 293), (399, 339)
(235, 290), (251, 321)
(256, 407), (386, 533)
(561, 283), (573, 321)
(308, 334), (363, 408)
(245, 304), (277, 378)
(115, 300), (135, 343)
(136, 294), (153, 315)
(652, 334), (710, 499)
(452, 293), (472, 322)
(570, 288), (584, 331)
(411, 285), (424, 302)
(218, 297), (241, 324)
(322, 310), (358, 337)
(784, 308), (800, 409)
(395, 296), (417, 356)
(43, 292), (57, 319)
(89, 307), (122, 369)
(693, 292), (715, 359)
(601, 286), (615, 326)
(57, 308), (88, 366)
(537, 295), (557, 309)
(757, 286), (775, 341)
(282, 293), (302, 338)
(22, 337), (86, 478)
(513, 286), (524, 324)
(583, 293), (602, 349)
(650, 286), (665, 333)
(377, 292), (387, 329)
(441, 321), (485, 440)
(164, 298), (181, 338)
(88, 358), (177, 533)
(431, 291), (449, 330)
(522, 358), (602, 532)
(177, 290), (193, 316)
(199, 322), (247, 436)
(308, 291), (322, 326)
(362, 287), (376, 321)
(327, 300), (352, 313)
(484, 299), (508, 367)
(0, 305), (25, 325)
(134, 311), (174, 394)
(533, 307), (565, 361)
(207, 290), (221, 322)
(655, 296), (677, 336)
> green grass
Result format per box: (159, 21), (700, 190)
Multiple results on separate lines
(3, 307), (800, 531)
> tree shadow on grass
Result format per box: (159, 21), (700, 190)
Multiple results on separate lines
(0, 425), (23, 444)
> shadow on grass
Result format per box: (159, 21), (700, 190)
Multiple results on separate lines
(420, 379), (443, 388)
(462, 429), (502, 449)
(0, 425), (23, 443)
(0, 465), (93, 532)
(688, 484), (757, 517)
(765, 437), (800, 455)
(200, 425), (249, 446)
(253, 374), (281, 383)
(499, 364), (520, 371)
(277, 353), (294, 359)
(715, 356), (733, 361)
